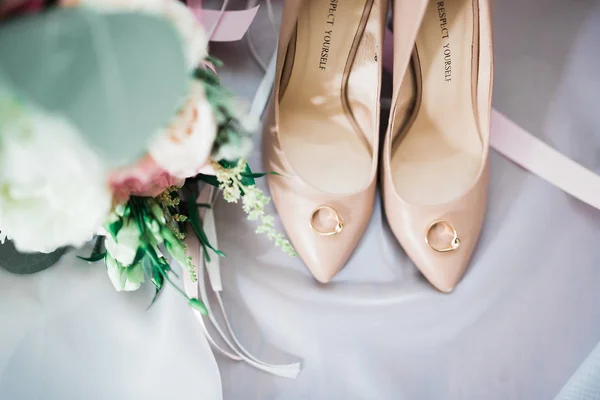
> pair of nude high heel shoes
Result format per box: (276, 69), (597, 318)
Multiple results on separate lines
(263, 0), (493, 292)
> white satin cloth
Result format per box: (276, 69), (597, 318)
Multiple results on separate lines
(1, 0), (600, 399)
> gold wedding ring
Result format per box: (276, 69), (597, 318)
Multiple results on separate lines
(310, 205), (344, 236)
(425, 220), (460, 253)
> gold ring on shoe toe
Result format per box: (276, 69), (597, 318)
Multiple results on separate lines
(425, 220), (460, 252)
(310, 206), (343, 236)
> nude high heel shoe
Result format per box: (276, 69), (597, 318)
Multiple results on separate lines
(262, 0), (386, 282)
(382, 0), (493, 292)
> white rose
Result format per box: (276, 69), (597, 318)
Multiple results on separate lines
(0, 105), (111, 253)
(64, 0), (208, 70)
(106, 254), (145, 291)
(104, 217), (140, 266)
(149, 80), (217, 178)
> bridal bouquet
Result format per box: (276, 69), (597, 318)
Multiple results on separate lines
(0, 0), (293, 311)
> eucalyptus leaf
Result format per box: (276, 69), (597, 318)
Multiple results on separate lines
(0, 240), (66, 274)
(0, 8), (188, 166)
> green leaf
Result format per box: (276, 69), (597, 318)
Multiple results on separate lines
(77, 252), (106, 263)
(195, 220), (225, 257)
(241, 172), (267, 179)
(131, 247), (145, 266)
(186, 194), (225, 258)
(160, 226), (178, 242)
(188, 298), (208, 315)
(240, 171), (280, 180)
(0, 8), (188, 166)
(193, 174), (220, 188)
(240, 163), (256, 187)
(164, 236), (186, 267)
(204, 55), (223, 68)
(219, 159), (238, 169)
(151, 269), (164, 292)
(147, 287), (164, 310)
(107, 218), (123, 239)
(194, 66), (221, 85)
(200, 242), (211, 263)
(76, 235), (105, 262)
(141, 255), (163, 292)
(0, 240), (66, 274)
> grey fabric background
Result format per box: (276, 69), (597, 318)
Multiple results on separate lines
(1, 0), (599, 399)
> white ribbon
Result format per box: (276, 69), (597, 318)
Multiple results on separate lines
(182, 185), (301, 379)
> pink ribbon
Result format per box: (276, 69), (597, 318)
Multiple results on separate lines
(187, 0), (259, 42)
(490, 110), (600, 210)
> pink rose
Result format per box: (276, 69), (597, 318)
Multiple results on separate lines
(109, 155), (185, 202)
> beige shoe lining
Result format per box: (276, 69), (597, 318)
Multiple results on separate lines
(279, 0), (376, 193)
(392, 0), (482, 205)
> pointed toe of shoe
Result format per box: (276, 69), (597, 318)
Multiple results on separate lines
(266, 175), (375, 283)
(381, 149), (490, 292)
(382, 169), (489, 292)
(388, 208), (485, 292)
(292, 208), (376, 283)
(392, 218), (483, 292)
(299, 244), (354, 284)
(292, 220), (370, 283)
(410, 246), (474, 293)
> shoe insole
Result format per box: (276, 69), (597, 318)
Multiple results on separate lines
(392, 0), (482, 205)
(279, 0), (374, 193)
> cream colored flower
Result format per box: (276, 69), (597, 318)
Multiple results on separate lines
(0, 101), (111, 253)
(106, 254), (145, 291)
(63, 0), (208, 70)
(211, 160), (296, 256)
(149, 80), (217, 178)
(104, 217), (140, 266)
